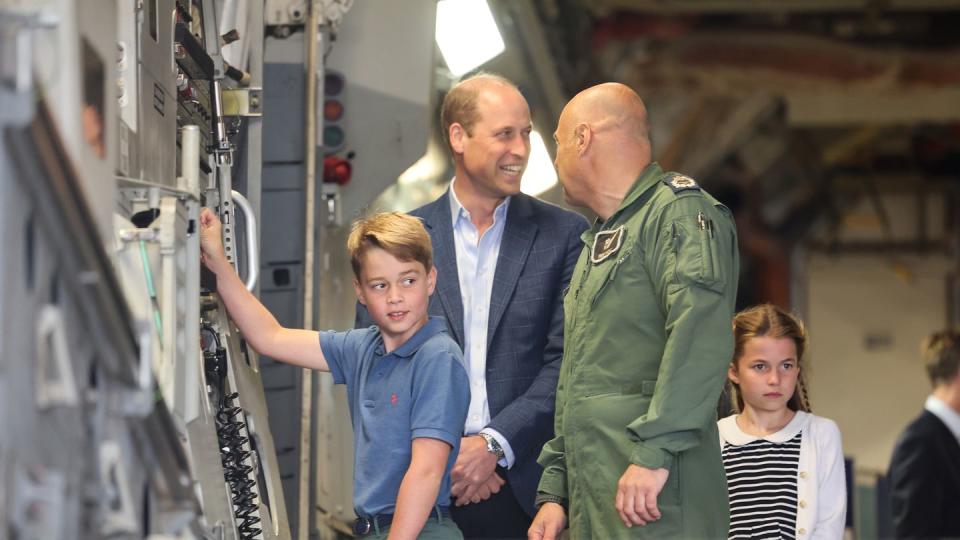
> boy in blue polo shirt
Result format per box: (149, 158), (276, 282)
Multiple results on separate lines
(200, 209), (470, 539)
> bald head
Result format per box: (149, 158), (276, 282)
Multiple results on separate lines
(553, 83), (653, 219)
(565, 82), (649, 143)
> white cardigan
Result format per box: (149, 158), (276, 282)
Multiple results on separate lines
(718, 411), (847, 540)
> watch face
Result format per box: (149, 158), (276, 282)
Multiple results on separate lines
(482, 434), (504, 458)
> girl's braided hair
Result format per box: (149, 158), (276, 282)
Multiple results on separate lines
(729, 304), (812, 413)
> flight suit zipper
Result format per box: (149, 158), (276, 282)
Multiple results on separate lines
(564, 258), (591, 383)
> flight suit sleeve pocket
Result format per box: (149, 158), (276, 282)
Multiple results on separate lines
(671, 218), (723, 292)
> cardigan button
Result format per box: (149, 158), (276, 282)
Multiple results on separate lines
(799, 500), (807, 508)
(799, 471), (808, 479)
(798, 528), (807, 535)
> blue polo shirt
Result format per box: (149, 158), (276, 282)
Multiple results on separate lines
(319, 317), (470, 517)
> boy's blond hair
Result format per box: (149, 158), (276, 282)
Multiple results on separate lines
(346, 212), (433, 279)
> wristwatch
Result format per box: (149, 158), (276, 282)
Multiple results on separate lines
(478, 432), (505, 460)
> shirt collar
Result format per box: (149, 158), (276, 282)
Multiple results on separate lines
(719, 410), (808, 445)
(376, 316), (448, 358)
(448, 178), (511, 228)
(925, 395), (960, 442)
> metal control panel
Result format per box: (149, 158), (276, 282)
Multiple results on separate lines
(1, 0), (289, 538)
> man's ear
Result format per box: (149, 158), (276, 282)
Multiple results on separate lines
(353, 279), (366, 306)
(450, 123), (466, 154)
(575, 123), (591, 157)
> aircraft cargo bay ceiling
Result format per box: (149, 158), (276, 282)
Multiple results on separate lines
(522, 0), (960, 306)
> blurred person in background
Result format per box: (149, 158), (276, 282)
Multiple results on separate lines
(888, 329), (960, 539)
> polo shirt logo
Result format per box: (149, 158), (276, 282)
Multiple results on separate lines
(391, 393), (398, 406)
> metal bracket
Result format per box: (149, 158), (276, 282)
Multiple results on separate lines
(321, 183), (341, 226)
(10, 463), (66, 539)
(99, 440), (139, 536)
(34, 305), (79, 409)
(0, 10), (59, 92)
(221, 88), (263, 117)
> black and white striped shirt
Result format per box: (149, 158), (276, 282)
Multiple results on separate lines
(722, 431), (802, 539)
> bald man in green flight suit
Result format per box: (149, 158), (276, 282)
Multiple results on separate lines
(529, 83), (739, 539)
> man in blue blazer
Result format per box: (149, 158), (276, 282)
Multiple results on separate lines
(888, 329), (960, 539)
(358, 74), (587, 538)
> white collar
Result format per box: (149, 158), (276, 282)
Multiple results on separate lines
(719, 410), (809, 445)
(448, 177), (510, 227)
(925, 395), (960, 443)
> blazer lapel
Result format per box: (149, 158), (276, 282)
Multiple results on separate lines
(487, 194), (537, 348)
(421, 192), (466, 346)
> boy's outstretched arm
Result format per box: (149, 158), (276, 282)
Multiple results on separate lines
(388, 438), (451, 540)
(199, 208), (327, 371)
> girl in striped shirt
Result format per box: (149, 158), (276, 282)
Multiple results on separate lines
(718, 304), (846, 540)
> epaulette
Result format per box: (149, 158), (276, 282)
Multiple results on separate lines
(662, 174), (700, 194)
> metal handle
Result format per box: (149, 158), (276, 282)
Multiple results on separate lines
(230, 190), (259, 291)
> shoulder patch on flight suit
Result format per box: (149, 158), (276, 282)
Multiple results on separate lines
(591, 225), (625, 264)
(663, 174), (700, 193)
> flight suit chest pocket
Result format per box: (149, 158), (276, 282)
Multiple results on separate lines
(590, 248), (632, 308)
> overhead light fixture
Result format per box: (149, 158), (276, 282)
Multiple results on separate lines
(435, 0), (505, 77)
(521, 131), (558, 196)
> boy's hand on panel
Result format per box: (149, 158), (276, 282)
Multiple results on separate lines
(199, 207), (228, 272)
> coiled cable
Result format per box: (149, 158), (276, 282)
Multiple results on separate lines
(202, 327), (261, 539)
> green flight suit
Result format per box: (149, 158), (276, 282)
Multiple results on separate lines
(537, 163), (739, 539)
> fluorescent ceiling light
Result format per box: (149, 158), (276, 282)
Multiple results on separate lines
(435, 0), (505, 77)
(521, 131), (558, 197)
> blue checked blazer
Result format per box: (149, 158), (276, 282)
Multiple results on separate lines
(357, 190), (588, 516)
